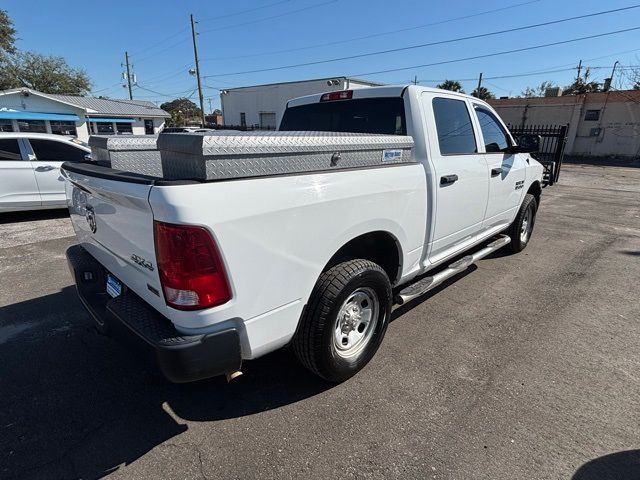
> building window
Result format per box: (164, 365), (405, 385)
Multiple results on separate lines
(0, 119), (14, 132)
(240, 112), (246, 127)
(115, 122), (133, 134)
(95, 122), (115, 134)
(17, 119), (46, 133)
(50, 120), (77, 136)
(144, 119), (154, 135)
(584, 109), (600, 121)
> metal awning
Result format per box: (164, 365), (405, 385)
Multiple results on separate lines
(0, 111), (80, 121)
(87, 117), (135, 123)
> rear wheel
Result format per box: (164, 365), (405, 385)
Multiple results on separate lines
(293, 259), (392, 382)
(507, 193), (537, 253)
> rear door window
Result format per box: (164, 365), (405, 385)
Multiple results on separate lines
(280, 97), (406, 135)
(432, 97), (477, 155)
(29, 139), (87, 162)
(0, 138), (23, 161)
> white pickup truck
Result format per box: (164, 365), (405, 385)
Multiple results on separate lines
(63, 85), (543, 383)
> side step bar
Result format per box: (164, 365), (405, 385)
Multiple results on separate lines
(395, 234), (511, 305)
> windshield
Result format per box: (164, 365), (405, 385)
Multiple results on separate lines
(279, 97), (406, 135)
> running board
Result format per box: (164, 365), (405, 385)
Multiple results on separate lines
(395, 234), (511, 305)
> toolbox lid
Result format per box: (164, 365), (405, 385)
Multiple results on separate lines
(156, 130), (414, 157)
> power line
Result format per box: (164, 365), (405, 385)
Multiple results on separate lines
(199, 0), (338, 35)
(203, 5), (640, 77)
(197, 0), (291, 22)
(350, 26), (640, 78)
(200, 0), (540, 62)
(129, 27), (190, 57)
(134, 84), (198, 98)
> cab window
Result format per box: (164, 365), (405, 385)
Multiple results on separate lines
(474, 107), (511, 153)
(29, 139), (87, 162)
(432, 97), (477, 155)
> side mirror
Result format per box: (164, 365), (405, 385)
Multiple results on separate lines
(84, 153), (92, 162)
(511, 134), (541, 153)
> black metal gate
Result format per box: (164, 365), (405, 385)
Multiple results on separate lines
(508, 124), (568, 186)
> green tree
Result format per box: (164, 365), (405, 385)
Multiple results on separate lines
(0, 9), (17, 54)
(521, 80), (556, 98)
(563, 68), (601, 95)
(436, 79), (464, 93)
(160, 98), (202, 126)
(0, 51), (91, 94)
(471, 86), (495, 100)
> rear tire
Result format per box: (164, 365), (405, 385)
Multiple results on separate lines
(293, 259), (392, 382)
(507, 193), (537, 253)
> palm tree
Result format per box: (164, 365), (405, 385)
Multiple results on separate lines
(436, 80), (464, 93)
(471, 86), (495, 100)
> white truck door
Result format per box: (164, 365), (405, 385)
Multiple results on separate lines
(422, 93), (489, 263)
(27, 138), (88, 206)
(472, 105), (527, 229)
(0, 137), (41, 210)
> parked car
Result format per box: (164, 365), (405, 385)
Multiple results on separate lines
(0, 133), (91, 213)
(63, 85), (543, 383)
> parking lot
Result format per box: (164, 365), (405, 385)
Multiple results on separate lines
(0, 163), (639, 479)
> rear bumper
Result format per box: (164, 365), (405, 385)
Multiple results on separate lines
(66, 244), (242, 383)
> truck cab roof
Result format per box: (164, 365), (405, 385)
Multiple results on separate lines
(286, 85), (484, 109)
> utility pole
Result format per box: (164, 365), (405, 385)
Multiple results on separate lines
(190, 14), (206, 128)
(576, 59), (583, 79)
(124, 51), (133, 100)
(474, 72), (483, 97)
(413, 75), (418, 85)
(208, 98), (213, 114)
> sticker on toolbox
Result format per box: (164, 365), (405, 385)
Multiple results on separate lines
(382, 149), (402, 162)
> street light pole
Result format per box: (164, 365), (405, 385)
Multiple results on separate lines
(190, 14), (206, 128)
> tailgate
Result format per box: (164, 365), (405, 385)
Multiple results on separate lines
(63, 163), (166, 313)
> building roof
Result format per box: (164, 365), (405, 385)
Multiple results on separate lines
(488, 90), (640, 107)
(223, 76), (384, 92)
(0, 88), (170, 117)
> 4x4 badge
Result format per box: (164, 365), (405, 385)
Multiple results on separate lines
(131, 254), (154, 271)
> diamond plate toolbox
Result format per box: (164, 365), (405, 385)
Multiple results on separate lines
(89, 135), (162, 177)
(156, 131), (415, 181)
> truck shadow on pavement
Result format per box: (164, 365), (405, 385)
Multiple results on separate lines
(572, 450), (640, 480)
(0, 286), (333, 479)
(0, 208), (69, 225)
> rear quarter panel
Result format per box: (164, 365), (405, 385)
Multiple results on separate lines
(150, 164), (427, 356)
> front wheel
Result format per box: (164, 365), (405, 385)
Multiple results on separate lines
(507, 193), (537, 253)
(292, 259), (392, 382)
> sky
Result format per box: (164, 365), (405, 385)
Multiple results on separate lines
(4, 0), (640, 111)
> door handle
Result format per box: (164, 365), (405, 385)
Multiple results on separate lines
(35, 165), (55, 172)
(491, 167), (502, 177)
(440, 174), (459, 186)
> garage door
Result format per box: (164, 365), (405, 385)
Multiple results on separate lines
(259, 112), (276, 130)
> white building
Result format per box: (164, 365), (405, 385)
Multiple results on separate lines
(0, 88), (170, 142)
(489, 90), (640, 158)
(220, 77), (382, 129)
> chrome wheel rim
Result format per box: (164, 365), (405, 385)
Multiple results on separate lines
(333, 287), (379, 359)
(520, 207), (533, 243)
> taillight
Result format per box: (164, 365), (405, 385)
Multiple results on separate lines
(154, 221), (231, 310)
(320, 90), (353, 102)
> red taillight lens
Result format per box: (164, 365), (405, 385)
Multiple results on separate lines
(320, 90), (353, 102)
(154, 221), (231, 310)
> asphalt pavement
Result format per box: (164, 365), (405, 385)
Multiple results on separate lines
(1, 163), (639, 480)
